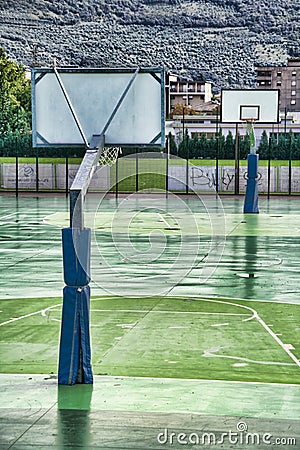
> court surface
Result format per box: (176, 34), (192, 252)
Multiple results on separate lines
(0, 193), (299, 449)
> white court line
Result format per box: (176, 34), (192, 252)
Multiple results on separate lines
(256, 315), (300, 367)
(203, 350), (295, 366)
(201, 294), (300, 306)
(199, 298), (300, 368)
(0, 212), (18, 221)
(1, 297), (299, 367)
(2, 373), (300, 387)
(0, 303), (62, 327)
(158, 213), (173, 229)
(91, 309), (249, 316)
(46, 302), (300, 367)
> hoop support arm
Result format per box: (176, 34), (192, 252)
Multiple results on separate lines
(70, 134), (105, 229)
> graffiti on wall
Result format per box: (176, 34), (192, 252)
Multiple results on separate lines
(168, 165), (278, 192)
(1, 164), (54, 189)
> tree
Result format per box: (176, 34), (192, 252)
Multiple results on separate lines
(293, 134), (300, 160)
(0, 48), (31, 135)
(224, 131), (235, 159)
(287, 130), (295, 160)
(239, 134), (250, 159)
(257, 130), (269, 159)
(217, 130), (226, 159)
(171, 103), (197, 117)
(269, 133), (278, 160)
(178, 129), (189, 159)
(168, 131), (177, 156)
(189, 134), (199, 159)
(277, 134), (288, 159)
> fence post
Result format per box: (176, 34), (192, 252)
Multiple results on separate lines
(166, 136), (169, 198)
(35, 147), (39, 193)
(66, 156), (69, 197)
(288, 139), (292, 196)
(234, 123), (239, 195)
(135, 149), (138, 192)
(15, 137), (19, 198)
(115, 152), (119, 200)
(267, 137), (271, 199)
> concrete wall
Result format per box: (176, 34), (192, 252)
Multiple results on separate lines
(1, 162), (299, 193)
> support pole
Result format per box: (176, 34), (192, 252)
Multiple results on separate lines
(243, 154), (259, 213)
(58, 228), (93, 385)
(59, 138), (105, 385)
(243, 120), (259, 213)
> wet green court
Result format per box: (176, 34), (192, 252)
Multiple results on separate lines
(0, 193), (299, 449)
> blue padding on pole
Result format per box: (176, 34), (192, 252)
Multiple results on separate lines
(247, 153), (258, 178)
(244, 154), (259, 214)
(62, 227), (91, 287)
(58, 286), (93, 385)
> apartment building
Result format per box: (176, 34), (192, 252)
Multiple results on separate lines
(256, 59), (300, 112)
(166, 73), (212, 117)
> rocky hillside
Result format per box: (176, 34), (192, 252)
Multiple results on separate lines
(0, 0), (299, 91)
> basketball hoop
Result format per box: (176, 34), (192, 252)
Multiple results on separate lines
(98, 147), (122, 166)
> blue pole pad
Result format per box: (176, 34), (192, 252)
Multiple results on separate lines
(247, 154), (259, 179)
(62, 227), (91, 287)
(244, 154), (259, 213)
(58, 285), (93, 385)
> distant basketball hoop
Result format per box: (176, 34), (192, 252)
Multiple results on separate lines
(221, 89), (279, 214)
(221, 89), (279, 124)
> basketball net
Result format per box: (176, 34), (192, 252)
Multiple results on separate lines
(242, 119), (256, 154)
(98, 147), (122, 166)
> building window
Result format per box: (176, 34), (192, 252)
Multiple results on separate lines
(292, 71), (297, 76)
(291, 100), (296, 105)
(277, 81), (281, 86)
(291, 90), (296, 96)
(257, 70), (271, 77)
(291, 80), (296, 86)
(277, 72), (282, 77)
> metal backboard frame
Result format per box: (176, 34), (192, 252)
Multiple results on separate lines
(221, 89), (280, 124)
(32, 67), (165, 148)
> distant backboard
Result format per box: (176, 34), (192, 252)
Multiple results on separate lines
(221, 89), (279, 123)
(32, 68), (165, 148)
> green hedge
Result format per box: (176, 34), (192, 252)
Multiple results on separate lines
(1, 130), (300, 160)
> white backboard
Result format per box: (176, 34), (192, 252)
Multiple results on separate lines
(32, 68), (165, 148)
(221, 89), (279, 123)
